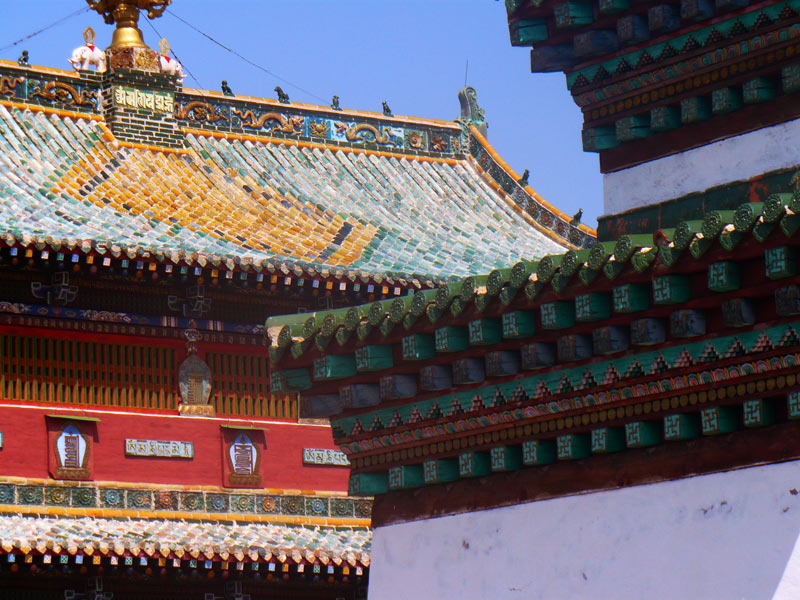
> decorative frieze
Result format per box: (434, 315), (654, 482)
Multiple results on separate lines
(423, 459), (459, 484)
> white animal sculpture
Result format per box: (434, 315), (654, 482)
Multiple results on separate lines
(159, 55), (185, 84)
(158, 38), (185, 84)
(69, 27), (106, 72)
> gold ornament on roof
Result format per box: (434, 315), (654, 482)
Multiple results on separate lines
(83, 26), (96, 46)
(86, 0), (172, 49)
(158, 37), (169, 56)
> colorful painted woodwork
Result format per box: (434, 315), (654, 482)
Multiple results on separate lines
(507, 0), (800, 175)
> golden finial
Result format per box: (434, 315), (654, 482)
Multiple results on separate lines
(83, 26), (96, 46)
(158, 37), (169, 56)
(85, 0), (172, 49)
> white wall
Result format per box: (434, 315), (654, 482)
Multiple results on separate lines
(368, 460), (800, 600)
(603, 118), (800, 215)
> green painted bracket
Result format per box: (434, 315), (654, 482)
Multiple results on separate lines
(459, 452), (492, 477)
(402, 334), (435, 360)
(708, 261), (740, 292)
(502, 310), (536, 338)
(557, 434), (591, 460)
(355, 345), (394, 372)
(388, 465), (424, 490)
(652, 274), (690, 305)
(625, 421), (661, 447)
(541, 301), (576, 330)
(789, 391), (800, 420)
(765, 246), (797, 279)
(423, 459), (460, 484)
(490, 446), (523, 472)
(313, 354), (356, 381)
(591, 427), (626, 453)
(435, 326), (469, 352)
(468, 318), (502, 345)
(613, 283), (650, 313)
(743, 399), (775, 428)
(664, 413), (702, 441)
(701, 406), (738, 435)
(270, 368), (312, 393)
(575, 292), (611, 322)
(349, 472), (388, 496)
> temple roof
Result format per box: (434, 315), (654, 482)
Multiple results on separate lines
(0, 61), (595, 284)
(0, 514), (371, 567)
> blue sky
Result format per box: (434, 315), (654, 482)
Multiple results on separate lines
(0, 0), (602, 228)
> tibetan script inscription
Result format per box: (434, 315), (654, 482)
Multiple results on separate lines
(124, 439), (194, 458)
(114, 86), (173, 113)
(303, 448), (350, 467)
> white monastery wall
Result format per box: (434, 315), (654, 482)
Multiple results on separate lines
(603, 117), (800, 216)
(368, 459), (800, 600)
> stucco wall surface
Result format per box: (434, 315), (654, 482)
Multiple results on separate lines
(603, 117), (800, 215)
(369, 460), (800, 600)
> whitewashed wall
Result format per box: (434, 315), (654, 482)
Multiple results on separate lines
(603, 117), (800, 215)
(368, 460), (800, 600)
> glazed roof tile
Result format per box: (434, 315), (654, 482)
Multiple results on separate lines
(268, 190), (800, 360)
(0, 100), (574, 281)
(0, 514), (370, 566)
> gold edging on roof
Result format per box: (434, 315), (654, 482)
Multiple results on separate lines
(183, 126), (461, 165)
(469, 125), (597, 238)
(0, 504), (370, 528)
(0, 98), (103, 122)
(0, 59), (81, 79)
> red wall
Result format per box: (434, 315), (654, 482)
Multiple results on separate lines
(0, 404), (349, 491)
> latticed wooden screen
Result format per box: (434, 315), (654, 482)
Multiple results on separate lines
(206, 352), (297, 418)
(0, 333), (296, 418)
(0, 333), (178, 409)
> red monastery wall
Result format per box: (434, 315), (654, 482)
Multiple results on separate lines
(0, 404), (349, 491)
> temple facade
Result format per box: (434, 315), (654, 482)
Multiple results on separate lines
(276, 0), (800, 597)
(0, 1), (591, 598)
